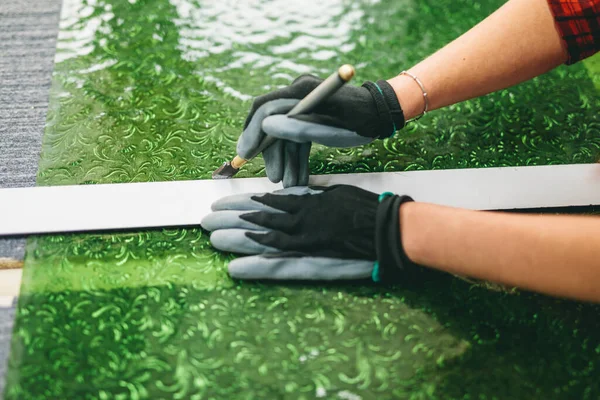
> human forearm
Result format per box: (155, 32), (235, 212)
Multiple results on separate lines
(388, 0), (567, 120)
(401, 202), (600, 302)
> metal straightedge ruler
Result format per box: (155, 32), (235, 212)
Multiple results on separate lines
(1, 164), (599, 236)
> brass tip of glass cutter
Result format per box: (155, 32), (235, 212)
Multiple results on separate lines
(211, 156), (247, 179)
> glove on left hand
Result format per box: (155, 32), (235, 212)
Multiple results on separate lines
(201, 184), (414, 281)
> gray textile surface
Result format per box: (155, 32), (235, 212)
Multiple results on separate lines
(0, 301), (16, 398)
(0, 0), (60, 190)
(0, 0), (62, 256)
(0, 239), (25, 262)
(0, 0), (62, 396)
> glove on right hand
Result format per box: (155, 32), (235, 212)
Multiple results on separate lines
(237, 75), (406, 187)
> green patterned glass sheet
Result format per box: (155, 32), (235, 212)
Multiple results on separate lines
(5, 0), (600, 398)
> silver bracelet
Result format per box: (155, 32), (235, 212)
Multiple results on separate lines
(400, 71), (429, 123)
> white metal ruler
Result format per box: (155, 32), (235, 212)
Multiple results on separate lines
(1, 164), (599, 236)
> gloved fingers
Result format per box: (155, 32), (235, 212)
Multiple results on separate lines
(250, 188), (323, 213)
(262, 139), (284, 183)
(228, 255), (374, 280)
(240, 210), (298, 233)
(209, 186), (322, 212)
(209, 229), (278, 255)
(262, 114), (374, 148)
(203, 209), (298, 234)
(271, 186), (323, 196)
(209, 192), (284, 213)
(201, 210), (266, 232)
(237, 99), (300, 159)
(246, 230), (325, 253)
(282, 141), (300, 188)
(244, 76), (321, 127)
(297, 142), (311, 186)
(293, 113), (350, 130)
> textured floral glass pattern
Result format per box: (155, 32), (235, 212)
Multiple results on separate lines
(5, 0), (600, 398)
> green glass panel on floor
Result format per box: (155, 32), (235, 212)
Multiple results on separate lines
(5, 0), (600, 398)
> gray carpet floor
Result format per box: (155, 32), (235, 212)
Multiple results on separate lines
(0, 0), (62, 395)
(0, 303), (16, 399)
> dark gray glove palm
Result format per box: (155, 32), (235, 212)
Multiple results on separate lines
(237, 75), (405, 187)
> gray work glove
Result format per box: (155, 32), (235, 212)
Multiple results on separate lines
(201, 185), (415, 282)
(237, 75), (406, 187)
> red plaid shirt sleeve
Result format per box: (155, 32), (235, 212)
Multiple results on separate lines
(547, 0), (600, 64)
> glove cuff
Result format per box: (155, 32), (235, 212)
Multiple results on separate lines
(374, 194), (415, 282)
(362, 80), (406, 139)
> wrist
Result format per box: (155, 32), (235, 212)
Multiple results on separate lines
(387, 73), (427, 121)
(399, 201), (422, 265)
